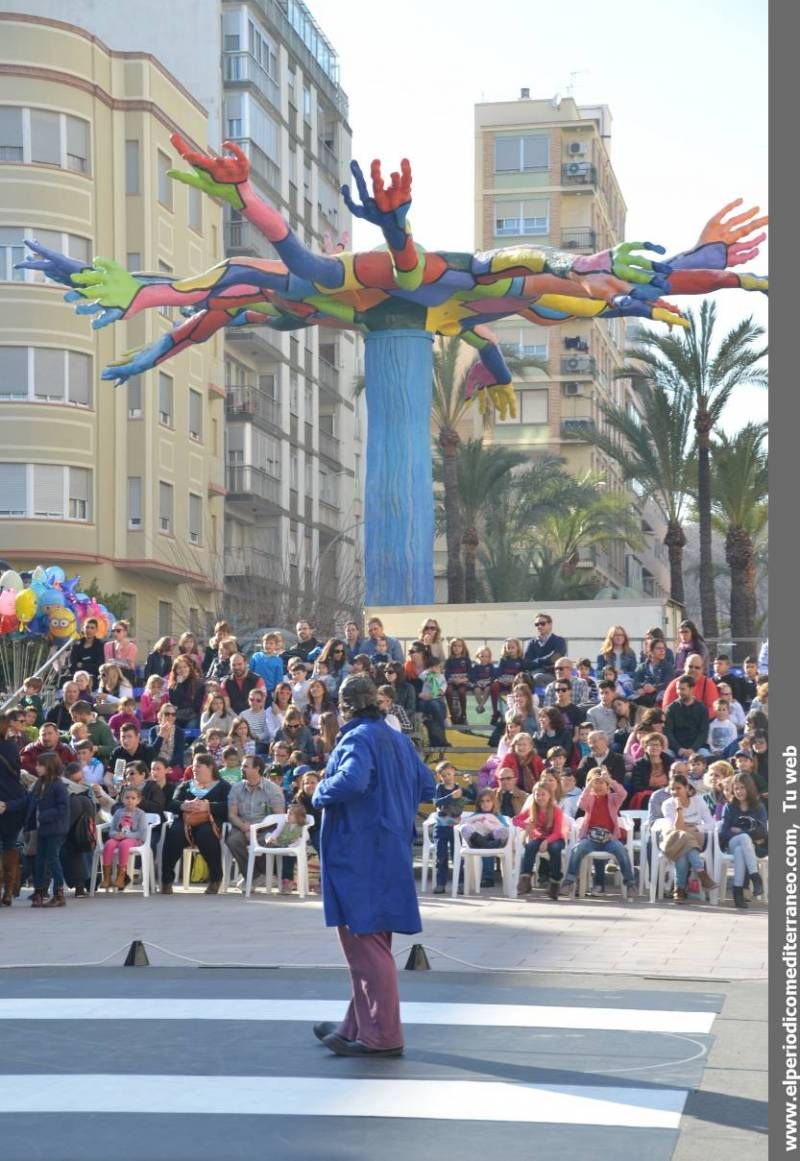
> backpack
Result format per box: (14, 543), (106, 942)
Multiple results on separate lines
(71, 810), (97, 853)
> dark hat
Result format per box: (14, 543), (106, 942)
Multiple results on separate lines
(338, 673), (379, 716)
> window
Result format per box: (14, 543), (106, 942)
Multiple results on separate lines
(302, 86), (311, 120)
(157, 261), (173, 320)
(1, 228), (90, 283)
(188, 389), (203, 441)
(494, 198), (549, 237)
(125, 140), (140, 194)
(0, 464), (26, 515)
(33, 465), (64, 518)
(495, 134), (549, 173)
(157, 150), (172, 209)
(0, 106), (23, 161)
(127, 376), (142, 418)
(0, 346), (91, 406)
(30, 109), (60, 165)
(520, 390), (549, 425)
(188, 184), (202, 232)
(289, 374), (299, 415)
(250, 102), (279, 163)
(68, 466), (90, 519)
(0, 107), (90, 173)
(188, 493), (202, 545)
(158, 482), (173, 534)
(158, 372), (173, 426)
(66, 116), (90, 173)
(258, 372), (277, 401)
(224, 94), (243, 139)
(126, 252), (141, 272)
(500, 328), (549, 360)
(127, 476), (142, 528)
(158, 601), (173, 637)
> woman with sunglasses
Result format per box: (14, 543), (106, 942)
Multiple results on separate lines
(146, 704), (186, 783)
(418, 618), (445, 663)
(315, 638), (351, 693)
(104, 620), (138, 685)
(382, 662), (417, 719)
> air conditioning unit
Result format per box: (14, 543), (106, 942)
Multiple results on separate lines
(128, 408), (142, 419)
(564, 357), (582, 372)
(159, 517), (170, 531)
(568, 141), (587, 156)
(189, 532), (200, 545)
(563, 381), (581, 397)
(128, 517), (141, 528)
(566, 161), (590, 176)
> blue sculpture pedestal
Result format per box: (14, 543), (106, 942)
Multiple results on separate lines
(364, 329), (434, 606)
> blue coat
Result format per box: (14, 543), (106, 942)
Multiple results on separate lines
(313, 715), (435, 935)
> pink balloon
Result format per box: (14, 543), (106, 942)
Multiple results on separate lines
(0, 590), (16, 616)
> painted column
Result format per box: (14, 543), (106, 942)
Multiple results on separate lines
(364, 329), (434, 606)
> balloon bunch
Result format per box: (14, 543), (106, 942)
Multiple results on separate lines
(0, 565), (112, 642)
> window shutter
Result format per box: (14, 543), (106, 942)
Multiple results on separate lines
(34, 349), (65, 400)
(33, 464), (63, 517)
(0, 347), (28, 397)
(0, 107), (23, 158)
(66, 116), (90, 172)
(128, 477), (142, 527)
(30, 110), (61, 165)
(127, 376), (142, 416)
(68, 352), (91, 406)
(189, 494), (202, 543)
(189, 390), (202, 439)
(0, 463), (27, 515)
(68, 466), (90, 520)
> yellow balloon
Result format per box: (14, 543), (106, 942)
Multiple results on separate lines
(15, 589), (37, 625)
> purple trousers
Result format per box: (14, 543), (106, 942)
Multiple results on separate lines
(336, 927), (404, 1050)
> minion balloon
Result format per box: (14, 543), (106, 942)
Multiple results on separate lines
(45, 605), (78, 641)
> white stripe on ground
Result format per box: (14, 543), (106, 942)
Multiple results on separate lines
(0, 1075), (688, 1128)
(0, 998), (715, 1034)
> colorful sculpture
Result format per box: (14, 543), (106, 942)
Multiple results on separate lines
(18, 140), (767, 604)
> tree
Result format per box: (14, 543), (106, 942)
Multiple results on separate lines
(430, 338), (470, 603)
(623, 303), (767, 637)
(454, 440), (527, 601)
(709, 422), (768, 646)
(587, 381), (695, 604)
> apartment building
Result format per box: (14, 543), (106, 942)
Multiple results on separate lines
(474, 92), (669, 598)
(8, 0), (365, 639)
(0, 12), (226, 645)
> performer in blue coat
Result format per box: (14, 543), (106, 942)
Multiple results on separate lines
(312, 674), (434, 1057)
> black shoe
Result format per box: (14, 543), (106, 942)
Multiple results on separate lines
(750, 872), (764, 898)
(74, 884), (87, 898)
(313, 1021), (338, 1042)
(322, 1032), (403, 1058)
(480, 877), (495, 888)
(548, 880), (560, 901)
(204, 881), (222, 895)
(160, 883), (174, 895)
(433, 886), (446, 894)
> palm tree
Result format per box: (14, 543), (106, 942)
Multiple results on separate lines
(709, 422), (768, 646)
(587, 381), (695, 604)
(454, 439), (527, 601)
(430, 338), (471, 603)
(623, 303), (767, 637)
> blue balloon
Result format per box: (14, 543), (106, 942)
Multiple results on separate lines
(45, 566), (65, 585)
(39, 586), (65, 607)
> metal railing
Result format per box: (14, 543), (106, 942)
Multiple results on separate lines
(224, 545), (285, 585)
(318, 500), (340, 530)
(560, 418), (597, 440)
(318, 430), (340, 462)
(226, 136), (282, 200)
(225, 464), (282, 507)
(249, 0), (349, 117)
(561, 228), (596, 250)
(0, 637), (72, 710)
(318, 358), (340, 395)
(226, 325), (285, 363)
(224, 219), (274, 259)
(223, 51), (280, 112)
(225, 385), (284, 431)
(317, 138), (339, 180)
(562, 162), (597, 186)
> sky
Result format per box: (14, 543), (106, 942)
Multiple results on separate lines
(309, 0), (768, 430)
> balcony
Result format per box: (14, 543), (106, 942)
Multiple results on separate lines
(318, 358), (341, 397)
(318, 430), (341, 463)
(305, 495), (314, 525)
(226, 464), (283, 511)
(225, 385), (284, 432)
(225, 137), (281, 201)
(560, 354), (597, 376)
(226, 324), (285, 364)
(223, 51), (280, 113)
(224, 219), (274, 260)
(224, 545), (285, 585)
(317, 138), (339, 182)
(304, 421), (314, 452)
(561, 163), (597, 187)
(560, 418), (597, 441)
(318, 500), (340, 530)
(560, 228), (597, 251)
(248, 0), (348, 117)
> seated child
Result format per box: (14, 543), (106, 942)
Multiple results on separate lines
(460, 786), (510, 889)
(140, 675), (168, 728)
(219, 745), (243, 783)
(73, 738), (106, 786)
(470, 647), (494, 715)
(109, 697), (139, 740)
(432, 761), (470, 894)
(263, 802), (309, 893)
(514, 781), (566, 900)
(101, 787), (149, 891)
(576, 659), (599, 705)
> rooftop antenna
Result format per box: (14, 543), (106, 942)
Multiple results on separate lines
(566, 69), (588, 99)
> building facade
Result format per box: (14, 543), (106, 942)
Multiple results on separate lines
(474, 93), (669, 598)
(0, 13), (226, 645)
(5, 0), (365, 641)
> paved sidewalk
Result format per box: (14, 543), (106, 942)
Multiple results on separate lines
(0, 889), (767, 979)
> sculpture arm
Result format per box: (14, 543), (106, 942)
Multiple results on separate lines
(461, 328), (517, 419)
(341, 158), (424, 290)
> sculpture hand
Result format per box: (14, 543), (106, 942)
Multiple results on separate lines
(341, 158), (411, 250)
(69, 258), (141, 317)
(575, 241), (671, 287)
(14, 239), (90, 287)
(465, 361), (517, 419)
(695, 198), (768, 266)
(609, 294), (688, 328)
(63, 290), (125, 329)
(167, 133), (249, 209)
(100, 334), (174, 386)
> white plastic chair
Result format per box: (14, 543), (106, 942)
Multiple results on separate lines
(712, 823), (769, 904)
(89, 821), (109, 895)
(573, 819), (635, 899)
(649, 818), (715, 902)
(420, 815), (438, 892)
(219, 822), (239, 893)
(245, 814), (315, 898)
(620, 809), (650, 896)
(452, 821), (516, 897)
(517, 814), (578, 892)
(89, 815), (158, 896)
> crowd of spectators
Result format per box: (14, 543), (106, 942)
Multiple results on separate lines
(0, 609), (768, 910)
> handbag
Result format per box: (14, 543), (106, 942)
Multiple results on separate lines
(182, 797), (217, 843)
(662, 825), (704, 861)
(589, 826), (611, 844)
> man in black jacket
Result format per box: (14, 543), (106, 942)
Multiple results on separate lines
(523, 613), (568, 683)
(664, 676), (710, 758)
(109, 723), (156, 773)
(575, 730), (627, 788)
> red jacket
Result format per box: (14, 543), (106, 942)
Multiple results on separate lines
(574, 780), (628, 841)
(20, 741), (76, 776)
(497, 750), (544, 794)
(662, 674), (718, 719)
(513, 803), (565, 845)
